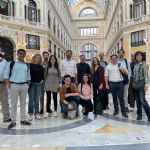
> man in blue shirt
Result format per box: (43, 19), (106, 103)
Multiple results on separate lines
(4, 49), (31, 129)
(0, 48), (11, 122)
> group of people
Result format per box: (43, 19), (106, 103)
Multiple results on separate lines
(0, 47), (150, 130)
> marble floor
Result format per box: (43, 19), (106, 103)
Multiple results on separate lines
(0, 88), (150, 150)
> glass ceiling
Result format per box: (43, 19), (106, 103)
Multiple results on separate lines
(66, 0), (108, 8)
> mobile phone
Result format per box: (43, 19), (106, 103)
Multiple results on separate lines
(118, 63), (121, 67)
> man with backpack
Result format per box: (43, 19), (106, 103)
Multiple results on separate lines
(4, 49), (31, 129)
(0, 48), (11, 122)
(118, 49), (131, 113)
(105, 54), (128, 118)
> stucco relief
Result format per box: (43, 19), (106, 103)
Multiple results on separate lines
(0, 28), (17, 46)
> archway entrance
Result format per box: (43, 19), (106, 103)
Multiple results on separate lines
(80, 43), (97, 63)
(0, 37), (14, 61)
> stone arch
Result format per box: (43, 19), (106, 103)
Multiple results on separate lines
(0, 36), (16, 61)
(79, 43), (98, 63)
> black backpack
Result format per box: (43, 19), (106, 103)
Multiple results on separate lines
(9, 60), (30, 78)
(118, 59), (129, 85)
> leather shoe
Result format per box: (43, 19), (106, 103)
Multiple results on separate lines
(122, 113), (128, 118)
(125, 107), (130, 113)
(137, 116), (142, 120)
(20, 120), (31, 125)
(8, 122), (16, 129)
(113, 112), (119, 116)
(3, 118), (12, 122)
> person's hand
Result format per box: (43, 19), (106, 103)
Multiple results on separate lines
(99, 84), (103, 90)
(144, 86), (148, 92)
(68, 104), (73, 110)
(5, 80), (11, 88)
(106, 84), (109, 90)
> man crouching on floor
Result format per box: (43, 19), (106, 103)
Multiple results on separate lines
(59, 75), (80, 119)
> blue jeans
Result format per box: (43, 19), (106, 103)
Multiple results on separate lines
(28, 82), (41, 114)
(109, 82), (126, 114)
(60, 96), (80, 115)
(134, 88), (150, 118)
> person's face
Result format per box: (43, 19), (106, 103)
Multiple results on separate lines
(93, 58), (98, 65)
(111, 56), (118, 64)
(83, 75), (88, 83)
(50, 56), (56, 64)
(34, 55), (41, 64)
(118, 51), (124, 58)
(80, 55), (85, 63)
(17, 51), (26, 61)
(43, 53), (49, 61)
(65, 77), (71, 85)
(66, 51), (72, 59)
(99, 54), (104, 60)
(136, 54), (143, 62)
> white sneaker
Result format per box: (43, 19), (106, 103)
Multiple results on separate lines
(53, 111), (58, 117)
(28, 114), (33, 121)
(35, 114), (42, 120)
(43, 112), (51, 119)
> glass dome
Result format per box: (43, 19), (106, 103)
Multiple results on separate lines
(66, 0), (108, 8)
(79, 7), (98, 17)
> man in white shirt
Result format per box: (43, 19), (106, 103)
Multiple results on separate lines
(60, 50), (77, 83)
(0, 48), (11, 122)
(118, 49), (131, 113)
(105, 54), (128, 118)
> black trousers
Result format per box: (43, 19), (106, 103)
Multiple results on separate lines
(46, 91), (57, 112)
(93, 84), (104, 114)
(80, 99), (93, 115)
(109, 82), (126, 114)
(100, 89), (109, 110)
(128, 77), (135, 108)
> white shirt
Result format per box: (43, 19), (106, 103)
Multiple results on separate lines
(105, 63), (127, 82)
(0, 58), (8, 81)
(60, 59), (77, 77)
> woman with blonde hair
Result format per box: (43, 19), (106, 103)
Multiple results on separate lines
(28, 54), (44, 121)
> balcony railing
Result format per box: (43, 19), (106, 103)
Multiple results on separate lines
(0, 14), (47, 29)
(123, 14), (150, 27)
(26, 44), (40, 50)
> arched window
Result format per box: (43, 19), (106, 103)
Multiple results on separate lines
(80, 43), (97, 63)
(28, 0), (37, 22)
(0, 0), (15, 16)
(130, 0), (146, 18)
(79, 7), (98, 17)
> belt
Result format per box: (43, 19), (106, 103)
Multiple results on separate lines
(109, 81), (123, 84)
(10, 82), (27, 85)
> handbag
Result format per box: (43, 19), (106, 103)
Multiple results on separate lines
(132, 79), (145, 90)
(121, 73), (129, 85)
(118, 63), (129, 85)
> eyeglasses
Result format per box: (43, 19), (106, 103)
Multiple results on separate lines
(18, 52), (26, 55)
